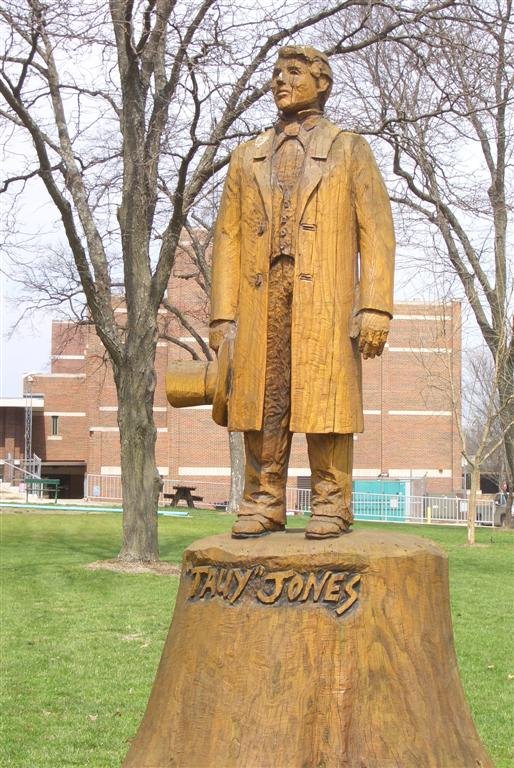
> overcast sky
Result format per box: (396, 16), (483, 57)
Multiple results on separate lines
(0, 169), (54, 398)
(0, 270), (51, 397)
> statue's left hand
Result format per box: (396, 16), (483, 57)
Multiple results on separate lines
(359, 311), (390, 359)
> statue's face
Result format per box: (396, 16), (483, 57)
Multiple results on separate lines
(271, 56), (324, 114)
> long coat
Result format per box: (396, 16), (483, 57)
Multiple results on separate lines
(210, 118), (395, 434)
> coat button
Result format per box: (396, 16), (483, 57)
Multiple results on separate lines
(254, 273), (263, 287)
(257, 223), (266, 236)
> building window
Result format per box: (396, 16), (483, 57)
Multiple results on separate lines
(51, 415), (59, 436)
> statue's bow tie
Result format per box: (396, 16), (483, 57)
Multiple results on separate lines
(280, 121), (301, 137)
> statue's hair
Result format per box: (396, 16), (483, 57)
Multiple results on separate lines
(276, 45), (333, 108)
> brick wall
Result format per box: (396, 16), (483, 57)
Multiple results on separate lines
(0, 407), (25, 463)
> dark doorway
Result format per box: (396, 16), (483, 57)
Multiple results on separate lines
(41, 463), (86, 499)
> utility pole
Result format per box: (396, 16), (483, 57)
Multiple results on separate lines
(24, 375), (34, 476)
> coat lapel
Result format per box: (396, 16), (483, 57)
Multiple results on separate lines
(252, 129), (274, 224)
(252, 120), (341, 226)
(296, 120), (342, 222)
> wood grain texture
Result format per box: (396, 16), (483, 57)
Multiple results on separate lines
(123, 531), (492, 768)
(209, 123), (395, 434)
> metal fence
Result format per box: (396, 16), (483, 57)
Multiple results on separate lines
(84, 474), (496, 526)
(351, 492), (495, 526)
(85, 473), (123, 501)
(84, 474), (231, 507)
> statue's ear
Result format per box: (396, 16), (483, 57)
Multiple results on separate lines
(317, 74), (330, 95)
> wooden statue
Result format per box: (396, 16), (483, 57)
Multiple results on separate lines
(128, 48), (492, 768)
(209, 45), (395, 539)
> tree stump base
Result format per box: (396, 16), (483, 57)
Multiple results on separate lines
(122, 530), (492, 768)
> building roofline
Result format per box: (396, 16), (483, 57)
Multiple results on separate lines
(0, 397), (45, 410)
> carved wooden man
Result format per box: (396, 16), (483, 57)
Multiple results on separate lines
(210, 46), (395, 539)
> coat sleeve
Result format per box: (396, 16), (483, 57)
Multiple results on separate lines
(210, 145), (243, 325)
(352, 134), (395, 317)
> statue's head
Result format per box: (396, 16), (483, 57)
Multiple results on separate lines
(271, 45), (333, 115)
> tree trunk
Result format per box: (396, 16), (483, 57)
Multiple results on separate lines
(123, 530), (493, 768)
(227, 431), (245, 515)
(116, 363), (160, 563)
(498, 375), (514, 528)
(467, 464), (479, 546)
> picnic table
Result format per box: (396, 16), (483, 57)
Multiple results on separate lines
(164, 485), (204, 509)
(24, 477), (60, 502)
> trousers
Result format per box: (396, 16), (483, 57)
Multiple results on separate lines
(239, 256), (354, 526)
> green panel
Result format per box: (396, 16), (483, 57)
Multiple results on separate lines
(352, 480), (406, 521)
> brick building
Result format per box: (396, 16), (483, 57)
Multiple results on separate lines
(1, 271), (462, 500)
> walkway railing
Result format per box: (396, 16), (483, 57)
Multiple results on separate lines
(84, 474), (496, 526)
(2, 459), (41, 485)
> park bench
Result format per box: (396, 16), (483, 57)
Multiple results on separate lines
(24, 477), (60, 502)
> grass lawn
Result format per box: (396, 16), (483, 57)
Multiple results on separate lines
(1, 510), (512, 768)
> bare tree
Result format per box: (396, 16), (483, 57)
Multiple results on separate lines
(333, 1), (514, 499)
(457, 342), (512, 543)
(0, 0), (458, 561)
(415, 304), (513, 543)
(463, 343), (514, 528)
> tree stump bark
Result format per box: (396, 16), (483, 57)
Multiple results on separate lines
(122, 530), (492, 768)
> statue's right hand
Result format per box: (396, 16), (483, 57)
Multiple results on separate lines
(209, 320), (235, 353)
